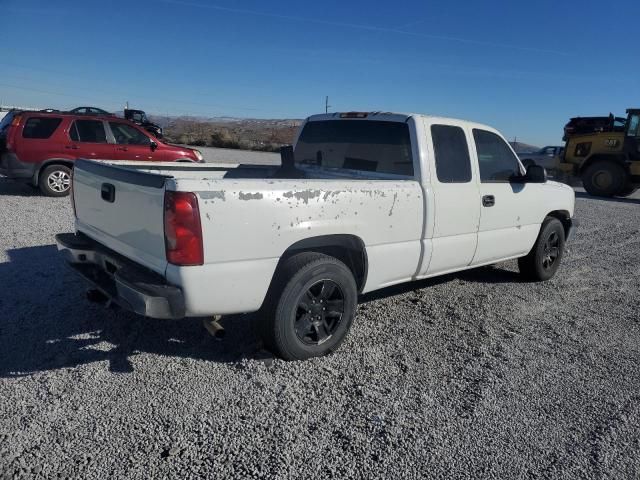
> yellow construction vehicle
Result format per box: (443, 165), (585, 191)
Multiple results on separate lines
(557, 108), (640, 197)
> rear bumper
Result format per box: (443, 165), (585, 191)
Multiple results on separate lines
(0, 153), (37, 179)
(55, 233), (185, 319)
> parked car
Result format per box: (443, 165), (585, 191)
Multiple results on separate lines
(69, 106), (114, 116)
(0, 110), (203, 196)
(518, 146), (564, 170)
(56, 111), (576, 360)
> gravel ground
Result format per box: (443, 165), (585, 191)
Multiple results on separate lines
(0, 176), (639, 479)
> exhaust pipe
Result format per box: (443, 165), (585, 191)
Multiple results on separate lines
(203, 316), (226, 340)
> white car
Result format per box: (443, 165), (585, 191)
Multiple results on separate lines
(57, 112), (577, 360)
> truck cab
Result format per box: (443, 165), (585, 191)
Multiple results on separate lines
(124, 109), (163, 138)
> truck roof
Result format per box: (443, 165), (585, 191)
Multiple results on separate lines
(306, 111), (499, 135)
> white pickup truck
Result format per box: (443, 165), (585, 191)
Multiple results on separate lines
(57, 112), (576, 360)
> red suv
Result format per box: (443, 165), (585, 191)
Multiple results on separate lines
(0, 110), (203, 196)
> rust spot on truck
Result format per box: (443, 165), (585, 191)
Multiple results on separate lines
(282, 189), (322, 204)
(198, 191), (226, 201)
(238, 191), (264, 201)
(388, 192), (398, 216)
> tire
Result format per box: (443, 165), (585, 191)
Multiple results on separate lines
(581, 161), (627, 197)
(261, 252), (358, 360)
(617, 182), (638, 198)
(518, 217), (565, 281)
(38, 164), (72, 197)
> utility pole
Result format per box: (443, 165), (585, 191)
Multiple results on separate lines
(325, 96), (331, 113)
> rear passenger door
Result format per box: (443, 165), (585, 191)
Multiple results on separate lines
(423, 121), (481, 275)
(471, 129), (540, 264)
(67, 119), (117, 160)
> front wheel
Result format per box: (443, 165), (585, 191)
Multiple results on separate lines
(38, 164), (72, 197)
(617, 182), (638, 197)
(518, 217), (566, 281)
(582, 161), (626, 197)
(262, 252), (358, 360)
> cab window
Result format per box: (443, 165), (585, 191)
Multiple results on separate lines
(431, 124), (472, 183)
(473, 129), (521, 182)
(295, 120), (414, 177)
(627, 115), (640, 137)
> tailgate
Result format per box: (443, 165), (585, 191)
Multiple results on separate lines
(72, 159), (169, 274)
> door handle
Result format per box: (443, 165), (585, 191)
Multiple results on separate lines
(117, 147), (128, 151)
(482, 195), (495, 207)
(101, 183), (116, 203)
(65, 145), (79, 150)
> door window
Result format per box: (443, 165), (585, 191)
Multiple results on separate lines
(431, 124), (472, 183)
(22, 117), (62, 139)
(109, 122), (150, 145)
(473, 129), (521, 182)
(70, 120), (107, 143)
(627, 115), (640, 137)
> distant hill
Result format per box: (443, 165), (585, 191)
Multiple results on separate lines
(157, 116), (303, 152)
(509, 141), (540, 154)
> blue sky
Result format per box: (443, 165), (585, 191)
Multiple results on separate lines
(1, 0), (638, 145)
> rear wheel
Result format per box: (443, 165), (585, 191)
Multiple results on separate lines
(582, 160), (627, 197)
(518, 217), (565, 281)
(261, 252), (357, 360)
(617, 182), (638, 197)
(38, 164), (72, 197)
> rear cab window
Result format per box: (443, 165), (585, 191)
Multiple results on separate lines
(431, 124), (472, 183)
(295, 120), (414, 178)
(22, 117), (62, 139)
(70, 120), (107, 143)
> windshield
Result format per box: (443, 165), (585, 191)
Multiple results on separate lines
(132, 112), (147, 123)
(295, 120), (414, 177)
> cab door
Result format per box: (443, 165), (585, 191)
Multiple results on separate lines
(67, 119), (117, 160)
(421, 121), (481, 276)
(470, 128), (540, 264)
(107, 121), (157, 161)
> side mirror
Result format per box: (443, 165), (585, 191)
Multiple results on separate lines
(524, 164), (547, 183)
(150, 140), (158, 152)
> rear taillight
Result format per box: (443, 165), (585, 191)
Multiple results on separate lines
(164, 191), (204, 266)
(6, 115), (21, 150)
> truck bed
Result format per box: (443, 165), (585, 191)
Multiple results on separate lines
(71, 159), (424, 315)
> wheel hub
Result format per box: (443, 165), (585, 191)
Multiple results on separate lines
(47, 171), (70, 193)
(294, 279), (345, 345)
(592, 170), (612, 189)
(542, 231), (560, 270)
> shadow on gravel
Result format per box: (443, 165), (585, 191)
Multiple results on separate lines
(575, 191), (640, 205)
(360, 265), (522, 303)
(0, 178), (42, 197)
(0, 244), (523, 377)
(0, 244), (263, 378)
